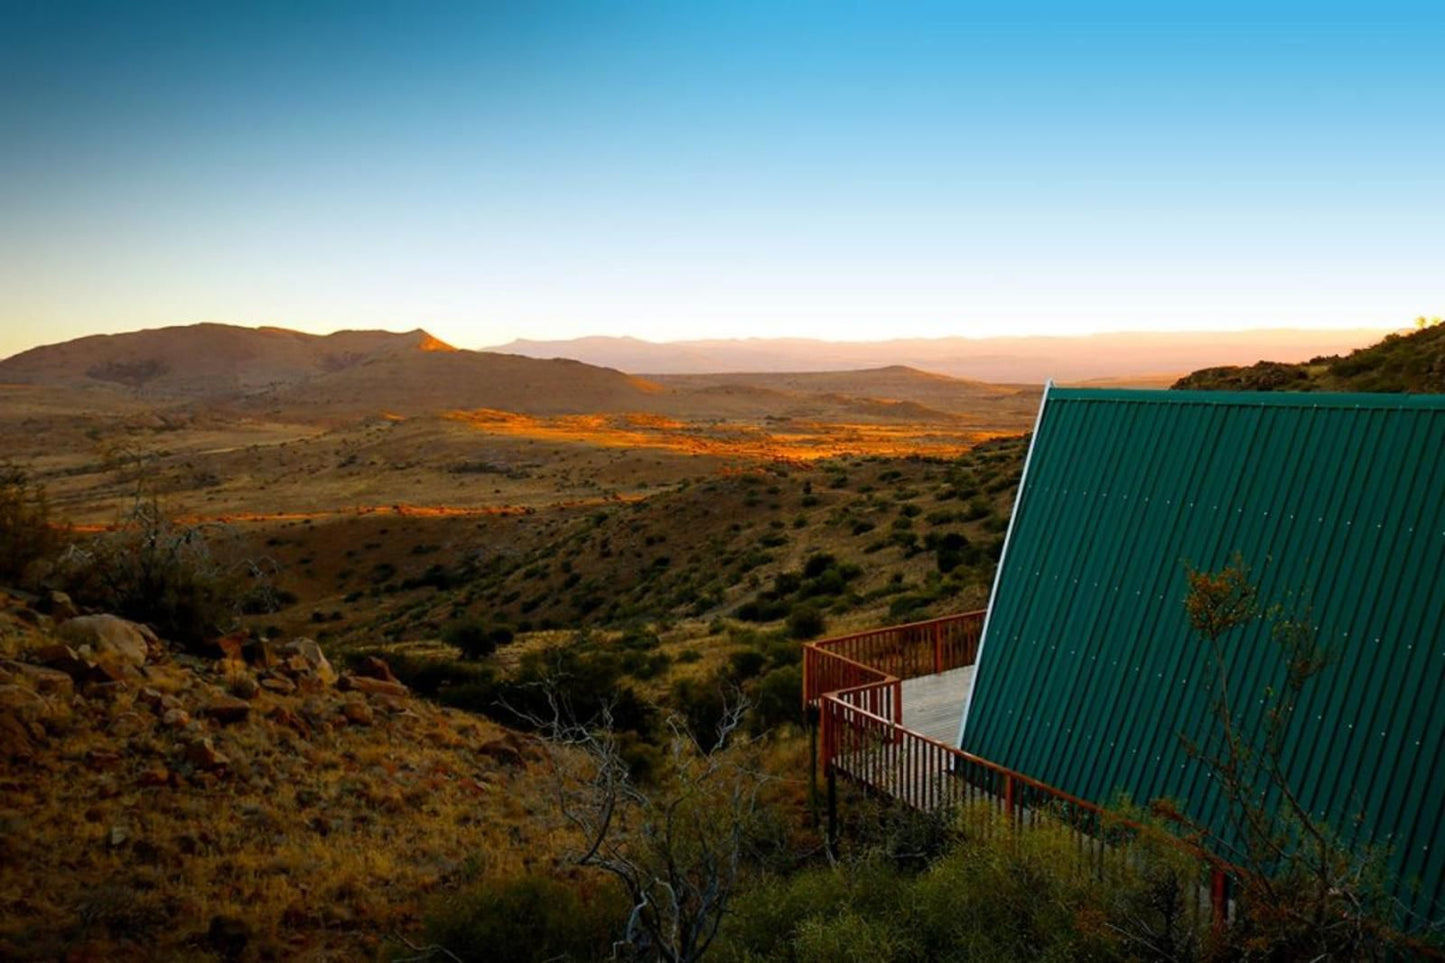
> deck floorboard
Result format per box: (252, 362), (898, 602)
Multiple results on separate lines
(901, 665), (972, 745)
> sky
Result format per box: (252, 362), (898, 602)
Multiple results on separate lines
(1, 0), (1441, 358)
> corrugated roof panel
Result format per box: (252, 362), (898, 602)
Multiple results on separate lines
(960, 388), (1445, 923)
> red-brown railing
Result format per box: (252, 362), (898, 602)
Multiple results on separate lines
(804, 609), (1236, 932)
(802, 610), (985, 711)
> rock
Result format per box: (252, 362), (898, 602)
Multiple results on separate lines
(211, 632), (247, 661)
(137, 766), (171, 788)
(107, 711), (149, 738)
(355, 655), (399, 684)
(184, 737), (230, 771)
(259, 675), (295, 695)
(0, 708), (36, 761)
(476, 736), (526, 769)
(241, 638), (280, 669)
(85, 748), (123, 770)
(337, 674), (408, 698)
(201, 697), (251, 725)
(266, 705), (309, 737)
(108, 825), (129, 847)
(80, 679), (129, 701)
(43, 590), (78, 620)
(206, 914), (251, 960)
(31, 643), (93, 679)
(228, 675), (259, 700)
(1, 660), (73, 699)
(276, 638), (336, 686)
(341, 699), (373, 726)
(58, 615), (156, 668)
(161, 708), (191, 730)
(0, 683), (51, 722)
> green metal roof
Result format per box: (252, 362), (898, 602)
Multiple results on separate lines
(959, 386), (1445, 922)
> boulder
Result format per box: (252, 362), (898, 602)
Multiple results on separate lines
(31, 643), (94, 679)
(211, 632), (247, 662)
(258, 675), (296, 695)
(241, 638), (280, 669)
(276, 638), (336, 686)
(43, 590), (78, 620)
(1, 660), (73, 699)
(337, 674), (408, 699)
(161, 708), (191, 730)
(184, 737), (230, 771)
(355, 656), (399, 684)
(0, 683), (49, 723)
(58, 615), (154, 668)
(228, 675), (259, 700)
(201, 696), (251, 725)
(341, 699), (374, 726)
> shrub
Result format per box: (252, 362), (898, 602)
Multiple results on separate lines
(750, 665), (802, 733)
(424, 872), (627, 963)
(59, 498), (247, 648)
(442, 619), (512, 660)
(0, 463), (60, 586)
(787, 604), (825, 640)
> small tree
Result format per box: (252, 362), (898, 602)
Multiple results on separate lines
(1179, 555), (1404, 959)
(0, 462), (61, 586)
(58, 494), (246, 647)
(514, 687), (769, 963)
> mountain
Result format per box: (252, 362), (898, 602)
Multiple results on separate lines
(0, 322), (455, 398)
(489, 328), (1396, 383)
(1173, 323), (1445, 394)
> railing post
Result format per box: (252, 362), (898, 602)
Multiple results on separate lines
(1210, 867), (1229, 934)
(933, 622), (943, 674)
(826, 764), (838, 848)
(808, 710), (819, 829)
(1003, 773), (1015, 824)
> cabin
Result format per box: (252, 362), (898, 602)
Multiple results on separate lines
(805, 385), (1445, 928)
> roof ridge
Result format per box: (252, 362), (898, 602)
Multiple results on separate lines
(1049, 387), (1445, 409)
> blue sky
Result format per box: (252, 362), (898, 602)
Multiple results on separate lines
(1, 0), (1441, 356)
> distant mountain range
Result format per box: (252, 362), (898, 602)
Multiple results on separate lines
(488, 329), (1396, 383)
(0, 323), (1036, 426)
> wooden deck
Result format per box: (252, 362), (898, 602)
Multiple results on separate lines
(901, 665), (972, 744)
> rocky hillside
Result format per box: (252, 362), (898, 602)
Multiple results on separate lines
(0, 592), (564, 961)
(1173, 321), (1445, 394)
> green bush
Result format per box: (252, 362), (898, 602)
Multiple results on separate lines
(442, 619), (513, 660)
(750, 665), (802, 733)
(716, 806), (1199, 962)
(787, 604), (825, 640)
(424, 872), (627, 962)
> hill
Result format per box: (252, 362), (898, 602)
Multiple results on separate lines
(0, 596), (566, 960)
(0, 323), (455, 399)
(233, 348), (667, 418)
(1173, 321), (1445, 393)
(649, 365), (1029, 416)
(490, 328), (1395, 383)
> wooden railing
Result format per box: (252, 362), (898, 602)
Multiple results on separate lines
(802, 610), (985, 711)
(804, 608), (1236, 932)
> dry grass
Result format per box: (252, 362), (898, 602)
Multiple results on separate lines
(0, 635), (579, 961)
